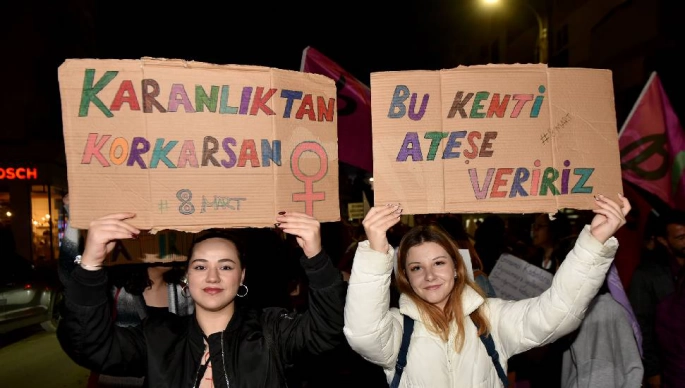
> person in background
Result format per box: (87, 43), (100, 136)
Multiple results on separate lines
(630, 210), (685, 388)
(560, 249), (644, 387)
(435, 215), (497, 297)
(474, 214), (509, 275)
(528, 212), (573, 275)
(58, 194), (195, 388)
(344, 194), (629, 387)
(513, 212), (577, 387)
(654, 264), (685, 388)
(57, 211), (346, 387)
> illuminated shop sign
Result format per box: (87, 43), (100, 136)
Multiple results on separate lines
(0, 167), (38, 180)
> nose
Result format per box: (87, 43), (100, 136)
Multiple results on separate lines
(205, 266), (220, 283)
(424, 267), (436, 281)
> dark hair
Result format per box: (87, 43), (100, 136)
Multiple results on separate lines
(656, 210), (685, 238)
(547, 212), (572, 243)
(109, 262), (187, 295)
(187, 229), (246, 268)
(434, 216), (484, 271)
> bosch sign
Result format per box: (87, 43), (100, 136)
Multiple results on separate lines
(0, 167), (38, 180)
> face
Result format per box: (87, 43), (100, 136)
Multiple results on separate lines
(187, 238), (245, 313)
(661, 224), (685, 259)
(531, 214), (551, 247)
(405, 242), (456, 311)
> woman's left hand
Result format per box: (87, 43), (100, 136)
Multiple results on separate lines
(589, 193), (631, 244)
(276, 212), (321, 258)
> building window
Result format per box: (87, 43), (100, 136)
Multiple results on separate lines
(30, 185), (65, 262)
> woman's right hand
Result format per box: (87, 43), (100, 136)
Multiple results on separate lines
(80, 213), (140, 269)
(362, 204), (402, 254)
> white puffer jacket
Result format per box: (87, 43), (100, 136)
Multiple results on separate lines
(343, 225), (618, 388)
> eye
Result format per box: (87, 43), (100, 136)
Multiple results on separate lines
(435, 260), (445, 266)
(193, 265), (206, 271)
(220, 265), (234, 271)
(409, 266), (421, 272)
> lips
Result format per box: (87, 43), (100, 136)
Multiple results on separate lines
(425, 285), (441, 291)
(203, 287), (223, 295)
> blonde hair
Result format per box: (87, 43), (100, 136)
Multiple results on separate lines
(396, 224), (490, 352)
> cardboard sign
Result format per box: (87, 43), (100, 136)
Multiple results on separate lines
(59, 58), (340, 232)
(488, 253), (553, 300)
(371, 64), (623, 214)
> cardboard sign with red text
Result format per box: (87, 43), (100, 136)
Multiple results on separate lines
(59, 58), (340, 232)
(371, 64), (623, 214)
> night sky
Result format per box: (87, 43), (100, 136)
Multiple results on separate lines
(3, 1), (683, 147)
(2, 1), (486, 145)
(91, 1), (474, 83)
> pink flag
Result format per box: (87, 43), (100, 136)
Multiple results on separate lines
(301, 46), (373, 172)
(619, 72), (685, 209)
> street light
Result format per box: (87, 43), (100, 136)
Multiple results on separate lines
(480, 0), (548, 64)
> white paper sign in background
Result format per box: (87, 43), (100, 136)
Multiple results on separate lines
(489, 253), (553, 300)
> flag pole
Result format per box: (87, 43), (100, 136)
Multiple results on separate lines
(299, 46), (311, 72)
(618, 71), (657, 138)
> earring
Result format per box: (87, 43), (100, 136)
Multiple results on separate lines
(454, 271), (458, 279)
(237, 283), (249, 298)
(181, 283), (191, 298)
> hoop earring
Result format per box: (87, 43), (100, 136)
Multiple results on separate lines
(181, 284), (191, 298)
(237, 283), (248, 298)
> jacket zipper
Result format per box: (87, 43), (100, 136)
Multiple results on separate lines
(192, 332), (231, 388)
(221, 331), (230, 387)
(192, 345), (205, 388)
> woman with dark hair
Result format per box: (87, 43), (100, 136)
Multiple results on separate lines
(57, 211), (345, 388)
(106, 262), (194, 327)
(529, 212), (573, 275)
(344, 195), (630, 387)
(655, 265), (685, 387)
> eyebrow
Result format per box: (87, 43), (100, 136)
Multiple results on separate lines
(407, 255), (449, 266)
(189, 258), (237, 265)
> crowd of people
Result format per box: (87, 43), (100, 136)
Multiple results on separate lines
(51, 192), (685, 388)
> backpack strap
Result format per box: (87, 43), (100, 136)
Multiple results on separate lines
(390, 314), (414, 388)
(478, 330), (509, 387)
(393, 315), (508, 388)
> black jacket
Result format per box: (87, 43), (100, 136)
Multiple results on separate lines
(57, 251), (345, 388)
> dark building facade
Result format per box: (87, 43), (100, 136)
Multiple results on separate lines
(454, 0), (683, 126)
(0, 1), (95, 262)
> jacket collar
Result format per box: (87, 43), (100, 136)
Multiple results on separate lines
(188, 305), (245, 351)
(399, 284), (485, 321)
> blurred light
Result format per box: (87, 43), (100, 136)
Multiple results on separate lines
(369, 177), (374, 182)
(481, 0), (500, 5)
(24, 284), (32, 290)
(45, 214), (50, 219)
(5, 211), (11, 217)
(33, 220), (38, 225)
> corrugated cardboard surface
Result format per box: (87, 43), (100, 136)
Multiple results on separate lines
(371, 64), (622, 214)
(59, 58), (340, 232)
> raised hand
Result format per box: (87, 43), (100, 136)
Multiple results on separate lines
(589, 193), (631, 244)
(362, 204), (403, 254)
(80, 213), (140, 269)
(276, 211), (321, 259)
